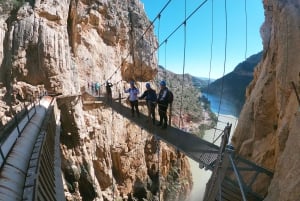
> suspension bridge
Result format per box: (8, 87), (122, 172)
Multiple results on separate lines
(0, 0), (272, 200)
(0, 92), (273, 201)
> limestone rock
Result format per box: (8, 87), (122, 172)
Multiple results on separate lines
(232, 0), (300, 200)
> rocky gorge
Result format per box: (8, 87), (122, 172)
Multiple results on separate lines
(0, 0), (300, 201)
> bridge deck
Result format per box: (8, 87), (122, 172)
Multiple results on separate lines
(88, 96), (221, 170)
(85, 94), (273, 201)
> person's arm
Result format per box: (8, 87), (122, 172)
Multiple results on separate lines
(124, 87), (130, 93)
(139, 91), (147, 99)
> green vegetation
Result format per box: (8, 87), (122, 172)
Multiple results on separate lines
(0, 0), (25, 11)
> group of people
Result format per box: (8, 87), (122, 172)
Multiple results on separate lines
(124, 80), (171, 129)
(87, 81), (101, 96)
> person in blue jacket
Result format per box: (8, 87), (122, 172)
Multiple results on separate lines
(139, 83), (157, 124)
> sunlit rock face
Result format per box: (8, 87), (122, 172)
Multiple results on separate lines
(0, 0), (192, 200)
(232, 0), (300, 200)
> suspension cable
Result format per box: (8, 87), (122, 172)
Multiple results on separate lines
(105, 0), (209, 86)
(155, 0), (209, 52)
(213, 0), (228, 142)
(156, 14), (161, 84)
(244, 0), (248, 59)
(110, 108), (115, 201)
(104, 0), (173, 85)
(207, 0), (214, 92)
(178, 0), (187, 129)
(164, 40), (168, 81)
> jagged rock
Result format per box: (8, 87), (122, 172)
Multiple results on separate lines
(232, 0), (300, 200)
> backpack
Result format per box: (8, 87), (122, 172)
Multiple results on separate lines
(167, 90), (173, 104)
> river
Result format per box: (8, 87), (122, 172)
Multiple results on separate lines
(202, 93), (241, 117)
(186, 94), (239, 201)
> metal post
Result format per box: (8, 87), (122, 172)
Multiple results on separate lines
(33, 99), (37, 114)
(15, 116), (21, 136)
(291, 81), (300, 105)
(168, 103), (172, 126)
(24, 102), (30, 120)
(0, 147), (5, 167)
(228, 154), (247, 201)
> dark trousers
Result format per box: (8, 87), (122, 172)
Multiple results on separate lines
(130, 100), (139, 116)
(147, 101), (156, 124)
(158, 103), (168, 127)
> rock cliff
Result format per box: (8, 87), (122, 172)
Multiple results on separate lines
(231, 0), (300, 200)
(0, 0), (192, 200)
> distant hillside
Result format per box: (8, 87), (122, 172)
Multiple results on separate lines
(192, 76), (213, 88)
(202, 51), (263, 115)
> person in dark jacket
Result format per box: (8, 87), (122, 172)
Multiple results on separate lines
(139, 83), (157, 124)
(106, 81), (113, 103)
(157, 80), (169, 129)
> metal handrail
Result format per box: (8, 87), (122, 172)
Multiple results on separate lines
(229, 153), (247, 201)
(23, 97), (57, 201)
(0, 99), (38, 169)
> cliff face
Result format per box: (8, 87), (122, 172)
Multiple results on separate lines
(231, 0), (300, 200)
(0, 0), (192, 200)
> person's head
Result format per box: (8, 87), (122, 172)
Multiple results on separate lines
(160, 80), (166, 88)
(130, 80), (134, 87)
(146, 83), (151, 89)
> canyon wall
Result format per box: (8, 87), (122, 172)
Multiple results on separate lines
(232, 0), (300, 200)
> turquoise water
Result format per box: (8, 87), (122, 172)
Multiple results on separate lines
(202, 93), (240, 117)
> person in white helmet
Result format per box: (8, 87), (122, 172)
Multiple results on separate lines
(124, 81), (140, 117)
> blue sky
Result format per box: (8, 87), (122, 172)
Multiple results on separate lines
(141, 0), (264, 79)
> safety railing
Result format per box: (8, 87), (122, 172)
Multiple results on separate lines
(23, 97), (57, 201)
(204, 144), (273, 201)
(0, 100), (37, 169)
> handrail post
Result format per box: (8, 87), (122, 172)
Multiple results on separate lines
(15, 115), (21, 137)
(291, 81), (300, 111)
(24, 102), (30, 120)
(0, 147), (5, 168)
(33, 97), (37, 114)
(228, 149), (247, 201)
